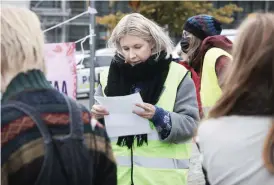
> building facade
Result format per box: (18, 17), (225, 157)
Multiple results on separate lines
(3, 0), (273, 51)
(29, 0), (131, 51)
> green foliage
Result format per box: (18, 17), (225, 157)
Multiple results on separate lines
(96, 11), (126, 31)
(96, 1), (243, 37)
(139, 1), (243, 36)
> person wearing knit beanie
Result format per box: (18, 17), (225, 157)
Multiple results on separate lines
(183, 14), (222, 40)
(179, 14), (233, 81)
(179, 15), (233, 185)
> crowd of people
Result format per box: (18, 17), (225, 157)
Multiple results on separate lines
(1, 6), (273, 185)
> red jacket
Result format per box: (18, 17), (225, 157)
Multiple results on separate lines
(179, 61), (203, 118)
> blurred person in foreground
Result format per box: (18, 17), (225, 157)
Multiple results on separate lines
(1, 7), (116, 185)
(179, 14), (233, 118)
(198, 13), (274, 185)
(91, 13), (199, 185)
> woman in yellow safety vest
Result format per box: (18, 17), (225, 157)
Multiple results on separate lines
(91, 13), (199, 185)
(178, 14), (234, 185)
(179, 14), (233, 117)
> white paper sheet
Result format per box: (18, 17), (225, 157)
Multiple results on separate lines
(94, 93), (152, 137)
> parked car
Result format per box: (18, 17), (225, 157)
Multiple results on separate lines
(75, 48), (115, 97)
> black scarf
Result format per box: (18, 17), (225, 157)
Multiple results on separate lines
(104, 51), (172, 148)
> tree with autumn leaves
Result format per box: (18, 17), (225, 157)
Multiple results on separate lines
(96, 1), (243, 38)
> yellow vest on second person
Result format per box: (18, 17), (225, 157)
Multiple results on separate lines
(200, 47), (232, 116)
(100, 62), (192, 185)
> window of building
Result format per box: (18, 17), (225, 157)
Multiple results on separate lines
(95, 1), (110, 16)
(116, 1), (131, 14)
(30, 0), (61, 9)
(268, 1), (274, 11)
(68, 25), (89, 51)
(69, 0), (87, 14)
(44, 26), (62, 43)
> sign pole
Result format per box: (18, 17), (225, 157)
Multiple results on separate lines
(89, 0), (96, 109)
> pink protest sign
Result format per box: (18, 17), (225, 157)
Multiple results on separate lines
(44, 43), (77, 99)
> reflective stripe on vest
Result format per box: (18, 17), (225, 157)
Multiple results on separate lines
(110, 130), (160, 142)
(100, 62), (191, 185)
(111, 129), (193, 143)
(200, 48), (232, 117)
(116, 155), (190, 169)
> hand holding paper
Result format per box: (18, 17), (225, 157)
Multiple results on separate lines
(94, 93), (152, 137)
(133, 103), (156, 119)
(91, 104), (109, 119)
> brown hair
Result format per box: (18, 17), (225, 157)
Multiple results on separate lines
(208, 13), (274, 173)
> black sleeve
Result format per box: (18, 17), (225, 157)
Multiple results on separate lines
(93, 130), (117, 185)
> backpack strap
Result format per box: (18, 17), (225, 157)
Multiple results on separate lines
(2, 101), (52, 144)
(62, 94), (84, 140)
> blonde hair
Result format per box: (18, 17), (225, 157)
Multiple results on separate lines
(1, 7), (45, 91)
(107, 13), (174, 59)
(208, 13), (274, 173)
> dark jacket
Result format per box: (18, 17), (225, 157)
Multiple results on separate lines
(1, 70), (117, 185)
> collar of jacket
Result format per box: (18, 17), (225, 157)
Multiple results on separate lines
(1, 70), (53, 103)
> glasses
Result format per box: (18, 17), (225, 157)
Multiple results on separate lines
(182, 31), (190, 39)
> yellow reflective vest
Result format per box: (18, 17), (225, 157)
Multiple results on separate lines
(100, 62), (192, 185)
(200, 47), (232, 116)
